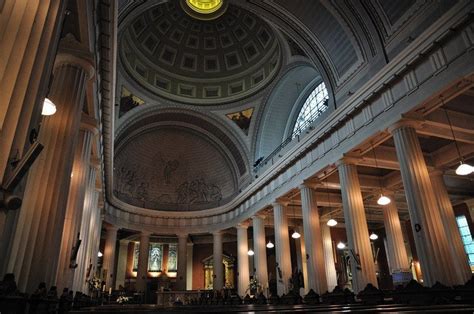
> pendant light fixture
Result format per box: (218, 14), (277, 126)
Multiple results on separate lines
(371, 142), (391, 206)
(325, 178), (338, 227)
(41, 98), (57, 116)
(337, 242), (346, 249)
(265, 214), (274, 248)
(247, 249), (255, 256)
(442, 102), (474, 176)
(369, 232), (378, 240)
(290, 204), (301, 239)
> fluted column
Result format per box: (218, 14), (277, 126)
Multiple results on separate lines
(300, 185), (327, 294)
(136, 232), (151, 292)
(295, 226), (309, 295)
(236, 223), (250, 297)
(115, 240), (129, 289)
(176, 233), (188, 290)
(390, 123), (458, 286)
(72, 164), (98, 292)
(56, 123), (95, 291)
(321, 222), (337, 292)
(430, 170), (471, 283)
(337, 159), (378, 293)
(102, 225), (119, 289)
(6, 54), (94, 292)
(252, 215), (268, 294)
(382, 195), (410, 275)
(273, 202), (292, 296)
(213, 231), (224, 290)
(186, 242), (194, 290)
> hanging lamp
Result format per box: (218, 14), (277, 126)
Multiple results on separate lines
(42, 98), (57, 116)
(325, 178), (338, 226)
(371, 142), (391, 206)
(290, 204), (301, 239)
(369, 232), (378, 240)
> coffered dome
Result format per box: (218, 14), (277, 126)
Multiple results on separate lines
(119, 0), (282, 104)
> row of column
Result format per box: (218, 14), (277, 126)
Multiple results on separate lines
(232, 121), (470, 296)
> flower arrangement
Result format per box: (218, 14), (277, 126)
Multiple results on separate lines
(88, 277), (101, 291)
(116, 296), (130, 304)
(247, 277), (261, 295)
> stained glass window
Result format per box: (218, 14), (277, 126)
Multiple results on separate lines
(133, 242), (140, 271)
(167, 244), (178, 272)
(148, 243), (163, 272)
(292, 82), (329, 138)
(456, 215), (474, 266)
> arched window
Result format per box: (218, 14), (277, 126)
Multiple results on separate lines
(292, 82), (329, 138)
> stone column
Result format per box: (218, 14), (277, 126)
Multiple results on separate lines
(273, 202), (292, 296)
(56, 121), (95, 291)
(430, 170), (471, 283)
(300, 185), (328, 294)
(176, 233), (188, 290)
(236, 223), (250, 297)
(102, 225), (119, 290)
(390, 122), (458, 286)
(212, 231), (224, 290)
(321, 222), (338, 292)
(186, 242), (194, 290)
(136, 232), (151, 292)
(337, 159), (378, 293)
(115, 240), (129, 289)
(295, 226), (309, 295)
(6, 53), (94, 292)
(382, 195), (410, 276)
(252, 215), (268, 295)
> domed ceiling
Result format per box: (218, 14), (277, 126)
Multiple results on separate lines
(119, 0), (282, 104)
(114, 126), (238, 211)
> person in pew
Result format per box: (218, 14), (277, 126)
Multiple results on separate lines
(0, 273), (18, 295)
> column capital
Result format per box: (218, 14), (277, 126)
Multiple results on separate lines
(212, 230), (223, 236)
(300, 178), (321, 190)
(54, 52), (95, 80)
(252, 213), (266, 221)
(387, 118), (422, 135)
(80, 113), (99, 135)
(274, 197), (290, 207)
(236, 221), (249, 229)
(177, 233), (188, 239)
(105, 224), (119, 232)
(119, 239), (130, 245)
(336, 156), (360, 167)
(139, 231), (152, 238)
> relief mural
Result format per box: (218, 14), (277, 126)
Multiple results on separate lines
(119, 86), (145, 117)
(226, 107), (253, 135)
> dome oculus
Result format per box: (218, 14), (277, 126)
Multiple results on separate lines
(186, 0), (222, 14)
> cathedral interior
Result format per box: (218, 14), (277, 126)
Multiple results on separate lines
(1, 0), (474, 312)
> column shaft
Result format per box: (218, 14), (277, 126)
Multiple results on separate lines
(338, 161), (378, 293)
(6, 61), (89, 292)
(56, 128), (94, 291)
(391, 125), (458, 286)
(273, 203), (292, 296)
(186, 243), (194, 290)
(237, 224), (250, 297)
(115, 240), (129, 289)
(136, 232), (150, 292)
(176, 234), (188, 290)
(383, 200), (410, 274)
(431, 172), (471, 283)
(213, 231), (224, 290)
(252, 215), (268, 294)
(300, 186), (328, 294)
(102, 225), (118, 289)
(321, 223), (337, 291)
(295, 226), (309, 295)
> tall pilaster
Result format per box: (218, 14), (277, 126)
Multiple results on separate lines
(321, 222), (337, 292)
(252, 215), (268, 295)
(213, 231), (224, 290)
(337, 159), (378, 293)
(6, 53), (94, 292)
(136, 232), (151, 292)
(56, 121), (95, 291)
(186, 242), (194, 290)
(390, 123), (458, 286)
(382, 195), (410, 275)
(115, 240), (129, 289)
(102, 224), (118, 289)
(430, 170), (471, 283)
(300, 185), (328, 294)
(176, 233), (188, 290)
(236, 223), (250, 297)
(273, 202), (292, 296)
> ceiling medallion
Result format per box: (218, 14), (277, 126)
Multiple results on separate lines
(181, 0), (228, 20)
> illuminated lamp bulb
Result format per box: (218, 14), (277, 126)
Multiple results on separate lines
(42, 98), (56, 116)
(337, 242), (346, 249)
(377, 194), (391, 206)
(291, 230), (301, 239)
(97, 251), (103, 257)
(456, 162), (474, 176)
(327, 219), (338, 227)
(266, 241), (274, 249)
(247, 249), (254, 256)
(369, 232), (378, 240)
